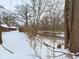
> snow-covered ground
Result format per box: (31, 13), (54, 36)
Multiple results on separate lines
(1, 30), (34, 59)
(0, 30), (78, 59)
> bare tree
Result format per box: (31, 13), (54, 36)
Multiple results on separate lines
(1, 11), (16, 27)
(16, 4), (28, 27)
(46, 0), (64, 32)
(27, 0), (49, 30)
(16, 0), (64, 32)
(38, 0), (64, 32)
(40, 15), (50, 31)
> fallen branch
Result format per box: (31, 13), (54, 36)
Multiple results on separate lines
(1, 44), (14, 54)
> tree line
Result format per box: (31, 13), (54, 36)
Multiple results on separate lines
(0, 0), (64, 32)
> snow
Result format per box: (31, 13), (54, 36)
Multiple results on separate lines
(1, 24), (18, 28)
(1, 24), (9, 28)
(0, 30), (78, 59)
(1, 30), (34, 59)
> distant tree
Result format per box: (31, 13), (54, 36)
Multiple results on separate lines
(27, 0), (49, 30)
(45, 0), (64, 32)
(1, 11), (16, 27)
(16, 0), (64, 32)
(40, 16), (50, 30)
(16, 5), (28, 27)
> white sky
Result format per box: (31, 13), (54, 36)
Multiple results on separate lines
(0, 0), (64, 12)
(0, 0), (23, 11)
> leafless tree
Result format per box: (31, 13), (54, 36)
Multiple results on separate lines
(15, 4), (28, 27)
(27, 0), (49, 31)
(38, 0), (64, 32)
(45, 0), (64, 32)
(0, 11), (16, 27)
(17, 0), (64, 32)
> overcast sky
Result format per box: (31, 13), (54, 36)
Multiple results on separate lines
(0, 0), (23, 11)
(0, 0), (64, 12)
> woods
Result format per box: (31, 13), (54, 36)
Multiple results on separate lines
(16, 0), (64, 32)
(1, 0), (79, 59)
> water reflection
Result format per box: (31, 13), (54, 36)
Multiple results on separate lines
(26, 32), (73, 59)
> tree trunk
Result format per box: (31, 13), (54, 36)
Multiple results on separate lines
(0, 31), (2, 44)
(65, 0), (79, 53)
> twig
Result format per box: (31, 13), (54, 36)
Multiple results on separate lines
(33, 48), (42, 59)
(43, 42), (74, 57)
(1, 44), (14, 54)
(37, 40), (73, 57)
